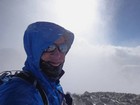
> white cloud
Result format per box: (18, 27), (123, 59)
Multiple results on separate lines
(62, 43), (140, 94)
(0, 48), (25, 70)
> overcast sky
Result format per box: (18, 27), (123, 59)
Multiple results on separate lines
(0, 0), (140, 94)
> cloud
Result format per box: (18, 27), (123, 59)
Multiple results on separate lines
(62, 42), (140, 94)
(0, 48), (25, 70)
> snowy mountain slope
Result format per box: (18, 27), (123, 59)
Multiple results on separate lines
(72, 91), (140, 105)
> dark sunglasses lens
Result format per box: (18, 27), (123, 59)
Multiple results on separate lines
(46, 44), (68, 53)
(59, 44), (68, 53)
(47, 44), (56, 52)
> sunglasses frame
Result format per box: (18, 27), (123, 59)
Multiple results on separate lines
(44, 43), (68, 54)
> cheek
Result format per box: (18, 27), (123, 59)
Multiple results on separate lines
(60, 54), (65, 61)
(41, 53), (50, 61)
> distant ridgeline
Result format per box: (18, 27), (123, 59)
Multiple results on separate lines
(72, 91), (140, 105)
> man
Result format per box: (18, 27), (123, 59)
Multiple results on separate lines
(0, 22), (74, 105)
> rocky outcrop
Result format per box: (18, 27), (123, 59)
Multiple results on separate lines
(72, 91), (140, 105)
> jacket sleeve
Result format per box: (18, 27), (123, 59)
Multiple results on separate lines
(0, 78), (44, 105)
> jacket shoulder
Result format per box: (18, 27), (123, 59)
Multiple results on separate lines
(0, 77), (44, 105)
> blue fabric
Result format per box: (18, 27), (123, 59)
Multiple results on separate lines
(0, 77), (44, 105)
(0, 22), (74, 105)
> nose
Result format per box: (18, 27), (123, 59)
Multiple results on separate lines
(51, 48), (61, 58)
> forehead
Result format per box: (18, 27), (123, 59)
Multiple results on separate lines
(54, 35), (65, 44)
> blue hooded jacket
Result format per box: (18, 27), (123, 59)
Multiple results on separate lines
(0, 22), (74, 105)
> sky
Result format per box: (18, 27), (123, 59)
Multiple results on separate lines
(0, 0), (140, 94)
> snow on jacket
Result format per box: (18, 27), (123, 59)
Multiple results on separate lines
(0, 22), (74, 105)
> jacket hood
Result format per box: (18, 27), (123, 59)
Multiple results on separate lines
(23, 21), (74, 83)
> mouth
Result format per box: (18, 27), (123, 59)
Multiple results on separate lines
(49, 61), (61, 66)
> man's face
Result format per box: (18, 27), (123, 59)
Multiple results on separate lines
(41, 36), (66, 66)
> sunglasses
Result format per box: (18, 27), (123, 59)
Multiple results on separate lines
(45, 43), (68, 54)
